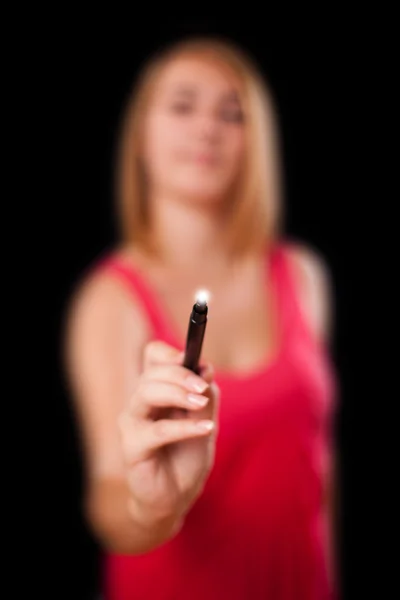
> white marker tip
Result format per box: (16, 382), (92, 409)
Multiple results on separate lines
(195, 289), (210, 306)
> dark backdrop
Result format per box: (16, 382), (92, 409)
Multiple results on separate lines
(36, 21), (372, 600)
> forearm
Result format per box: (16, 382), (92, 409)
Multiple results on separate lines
(85, 478), (184, 555)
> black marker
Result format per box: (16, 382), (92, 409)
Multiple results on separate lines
(183, 290), (209, 375)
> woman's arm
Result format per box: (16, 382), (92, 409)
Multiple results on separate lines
(285, 242), (340, 588)
(285, 241), (333, 344)
(63, 271), (182, 554)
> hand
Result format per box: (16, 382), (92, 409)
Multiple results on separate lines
(118, 341), (219, 531)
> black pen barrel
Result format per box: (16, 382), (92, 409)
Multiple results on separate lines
(183, 303), (208, 374)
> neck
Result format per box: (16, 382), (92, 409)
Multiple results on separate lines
(144, 193), (240, 276)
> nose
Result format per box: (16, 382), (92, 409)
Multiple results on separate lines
(195, 113), (221, 143)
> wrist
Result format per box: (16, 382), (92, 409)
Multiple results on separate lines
(128, 496), (185, 544)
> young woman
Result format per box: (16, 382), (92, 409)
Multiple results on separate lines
(64, 36), (339, 599)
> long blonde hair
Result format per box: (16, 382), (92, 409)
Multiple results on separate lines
(114, 36), (285, 258)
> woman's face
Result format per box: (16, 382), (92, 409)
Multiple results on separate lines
(141, 55), (246, 204)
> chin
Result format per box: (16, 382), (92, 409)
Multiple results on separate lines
(179, 187), (228, 205)
(173, 176), (232, 205)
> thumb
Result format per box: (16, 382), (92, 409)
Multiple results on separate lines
(198, 361), (214, 384)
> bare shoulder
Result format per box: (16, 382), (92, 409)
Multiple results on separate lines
(63, 262), (151, 387)
(65, 263), (149, 344)
(283, 240), (333, 342)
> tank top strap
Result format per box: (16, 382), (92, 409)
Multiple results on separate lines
(94, 254), (179, 346)
(270, 239), (332, 359)
(94, 241), (310, 351)
(268, 241), (308, 343)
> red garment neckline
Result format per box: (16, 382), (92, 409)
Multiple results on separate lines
(102, 245), (287, 386)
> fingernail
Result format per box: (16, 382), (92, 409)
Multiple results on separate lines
(185, 375), (209, 393)
(195, 420), (214, 432)
(187, 393), (208, 407)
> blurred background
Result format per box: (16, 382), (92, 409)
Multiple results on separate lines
(33, 20), (373, 600)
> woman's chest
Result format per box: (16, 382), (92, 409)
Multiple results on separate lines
(153, 272), (278, 373)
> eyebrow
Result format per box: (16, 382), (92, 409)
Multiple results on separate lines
(170, 85), (241, 103)
(170, 85), (196, 97)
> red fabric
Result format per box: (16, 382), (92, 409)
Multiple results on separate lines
(94, 241), (338, 599)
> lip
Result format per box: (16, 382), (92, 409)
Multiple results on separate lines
(191, 153), (219, 165)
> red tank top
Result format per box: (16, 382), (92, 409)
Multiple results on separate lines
(95, 241), (338, 600)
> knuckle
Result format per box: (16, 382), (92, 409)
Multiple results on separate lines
(158, 362), (177, 377)
(178, 387), (189, 404)
(155, 364), (183, 385)
(118, 416), (138, 459)
(118, 420), (143, 463)
(145, 340), (171, 360)
(144, 340), (158, 361)
(124, 437), (141, 465)
(173, 364), (190, 382)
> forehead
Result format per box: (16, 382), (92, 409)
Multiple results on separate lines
(155, 55), (243, 99)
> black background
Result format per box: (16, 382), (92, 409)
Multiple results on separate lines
(27, 19), (385, 600)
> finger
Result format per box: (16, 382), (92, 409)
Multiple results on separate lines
(142, 340), (184, 370)
(197, 361), (214, 384)
(143, 364), (210, 395)
(121, 416), (215, 464)
(132, 381), (210, 418)
(208, 382), (220, 420)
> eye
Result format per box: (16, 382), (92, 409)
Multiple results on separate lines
(220, 106), (244, 123)
(170, 102), (193, 114)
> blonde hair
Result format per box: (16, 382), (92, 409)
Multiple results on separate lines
(114, 36), (285, 258)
